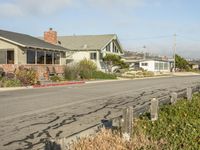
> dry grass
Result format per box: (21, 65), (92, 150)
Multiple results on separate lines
(69, 128), (163, 150)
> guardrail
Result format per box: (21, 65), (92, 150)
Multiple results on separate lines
(44, 84), (200, 150)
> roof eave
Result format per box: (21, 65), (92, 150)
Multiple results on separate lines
(0, 36), (26, 47)
(26, 46), (68, 52)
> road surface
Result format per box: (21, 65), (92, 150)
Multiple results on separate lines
(0, 76), (200, 149)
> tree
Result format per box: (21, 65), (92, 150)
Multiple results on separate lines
(175, 54), (191, 71)
(103, 54), (128, 72)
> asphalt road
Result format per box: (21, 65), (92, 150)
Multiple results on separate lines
(0, 76), (200, 150)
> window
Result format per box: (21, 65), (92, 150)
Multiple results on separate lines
(106, 44), (111, 52)
(54, 52), (60, 64)
(159, 62), (164, 70)
(27, 50), (35, 64)
(0, 50), (14, 64)
(7, 50), (14, 64)
(141, 63), (148, 66)
(0, 50), (7, 64)
(164, 62), (168, 70)
(46, 51), (53, 64)
(37, 51), (45, 64)
(155, 62), (159, 70)
(90, 52), (97, 60)
(112, 43), (115, 52)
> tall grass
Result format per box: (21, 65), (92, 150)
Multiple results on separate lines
(69, 128), (163, 150)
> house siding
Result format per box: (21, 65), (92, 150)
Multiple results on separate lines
(0, 39), (25, 64)
(139, 60), (170, 72)
(66, 50), (102, 69)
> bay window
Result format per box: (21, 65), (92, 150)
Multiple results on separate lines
(26, 50), (61, 65)
(46, 51), (53, 64)
(37, 51), (45, 64)
(27, 50), (35, 64)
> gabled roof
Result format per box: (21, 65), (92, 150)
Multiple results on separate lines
(57, 34), (122, 51)
(0, 29), (67, 51)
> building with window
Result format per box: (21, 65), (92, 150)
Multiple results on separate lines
(0, 29), (68, 78)
(42, 29), (124, 72)
(139, 59), (171, 72)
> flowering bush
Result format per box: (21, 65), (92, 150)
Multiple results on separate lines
(15, 67), (37, 86)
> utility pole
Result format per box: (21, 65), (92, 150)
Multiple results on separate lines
(173, 34), (176, 72)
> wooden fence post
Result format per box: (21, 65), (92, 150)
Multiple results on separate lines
(150, 98), (159, 121)
(170, 92), (178, 104)
(122, 106), (133, 141)
(187, 87), (192, 101)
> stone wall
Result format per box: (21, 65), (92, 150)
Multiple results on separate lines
(0, 64), (65, 79)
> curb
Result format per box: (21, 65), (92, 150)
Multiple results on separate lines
(32, 81), (85, 88)
(0, 81), (85, 91)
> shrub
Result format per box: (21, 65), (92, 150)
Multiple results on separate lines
(0, 67), (5, 78)
(135, 93), (200, 150)
(6, 72), (15, 79)
(50, 75), (63, 82)
(143, 71), (154, 77)
(78, 59), (97, 71)
(91, 71), (117, 79)
(79, 59), (97, 79)
(1, 78), (21, 87)
(64, 60), (117, 80)
(64, 65), (80, 80)
(15, 67), (37, 86)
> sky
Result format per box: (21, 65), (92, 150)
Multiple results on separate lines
(0, 0), (200, 59)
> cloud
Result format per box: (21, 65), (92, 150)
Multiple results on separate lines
(0, 0), (73, 17)
(0, 0), (150, 18)
(85, 0), (146, 10)
(0, 3), (23, 17)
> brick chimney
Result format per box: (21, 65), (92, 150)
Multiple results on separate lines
(44, 28), (57, 44)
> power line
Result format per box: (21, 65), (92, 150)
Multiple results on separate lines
(120, 35), (173, 41)
(177, 35), (200, 42)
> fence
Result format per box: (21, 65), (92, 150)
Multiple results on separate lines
(45, 84), (200, 150)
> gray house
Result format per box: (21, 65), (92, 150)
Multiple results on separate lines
(0, 29), (68, 77)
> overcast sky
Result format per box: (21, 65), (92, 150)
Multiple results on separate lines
(0, 0), (200, 59)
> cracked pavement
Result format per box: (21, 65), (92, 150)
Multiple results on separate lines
(0, 76), (200, 150)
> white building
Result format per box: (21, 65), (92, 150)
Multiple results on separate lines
(139, 59), (171, 72)
(43, 29), (124, 72)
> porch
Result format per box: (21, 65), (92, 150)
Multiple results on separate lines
(0, 64), (65, 79)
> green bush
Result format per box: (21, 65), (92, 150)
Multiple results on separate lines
(1, 78), (21, 87)
(79, 59), (97, 79)
(79, 59), (97, 71)
(15, 67), (37, 86)
(50, 75), (63, 82)
(64, 60), (117, 80)
(64, 65), (80, 80)
(135, 93), (200, 150)
(91, 71), (117, 79)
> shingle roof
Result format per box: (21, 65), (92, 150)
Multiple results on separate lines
(57, 34), (117, 50)
(0, 29), (67, 51)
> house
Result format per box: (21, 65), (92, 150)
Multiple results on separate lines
(0, 29), (68, 78)
(189, 61), (200, 70)
(139, 59), (171, 72)
(43, 28), (124, 72)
